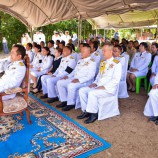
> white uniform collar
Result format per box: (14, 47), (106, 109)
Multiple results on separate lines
(83, 56), (91, 62)
(13, 60), (23, 65)
(106, 56), (114, 63)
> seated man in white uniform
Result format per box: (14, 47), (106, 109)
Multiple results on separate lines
(127, 42), (151, 92)
(150, 54), (158, 86)
(26, 43), (34, 63)
(48, 40), (55, 56)
(0, 44), (26, 100)
(56, 44), (97, 111)
(40, 46), (76, 103)
(144, 73), (158, 125)
(77, 44), (122, 124)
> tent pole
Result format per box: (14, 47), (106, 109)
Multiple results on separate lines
(156, 20), (158, 42)
(104, 29), (105, 39)
(96, 29), (98, 37)
(78, 19), (82, 49)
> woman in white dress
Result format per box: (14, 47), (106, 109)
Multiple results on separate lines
(30, 47), (53, 88)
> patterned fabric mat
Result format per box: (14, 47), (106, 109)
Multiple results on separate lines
(0, 93), (111, 158)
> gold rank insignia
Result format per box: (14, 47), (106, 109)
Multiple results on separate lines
(113, 59), (120, 64)
(95, 52), (99, 56)
(19, 62), (24, 66)
(70, 56), (74, 59)
(90, 58), (95, 62)
(99, 62), (106, 75)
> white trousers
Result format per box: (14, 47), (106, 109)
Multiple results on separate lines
(144, 88), (158, 117)
(30, 69), (48, 78)
(79, 87), (113, 113)
(57, 78), (87, 105)
(41, 75), (60, 98)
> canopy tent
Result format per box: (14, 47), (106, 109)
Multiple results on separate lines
(88, 10), (158, 29)
(1, 0), (158, 29)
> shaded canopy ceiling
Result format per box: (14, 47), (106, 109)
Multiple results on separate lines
(1, 0), (158, 28)
(88, 9), (158, 29)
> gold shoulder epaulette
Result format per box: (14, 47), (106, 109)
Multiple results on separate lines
(113, 59), (120, 64)
(70, 56), (74, 59)
(101, 59), (105, 62)
(19, 62), (24, 66)
(90, 58), (95, 62)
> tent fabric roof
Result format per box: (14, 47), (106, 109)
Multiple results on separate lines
(88, 10), (158, 29)
(1, 0), (158, 28)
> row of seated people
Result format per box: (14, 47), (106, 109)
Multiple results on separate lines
(0, 42), (157, 125)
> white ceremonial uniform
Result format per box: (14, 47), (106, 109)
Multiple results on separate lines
(90, 51), (101, 73)
(26, 50), (34, 63)
(115, 55), (126, 81)
(57, 57), (97, 105)
(30, 55), (53, 77)
(118, 53), (129, 98)
(121, 52), (130, 66)
(128, 51), (151, 77)
(41, 55), (76, 98)
(30, 53), (43, 70)
(79, 57), (122, 114)
(0, 60), (26, 100)
(144, 73), (158, 117)
(0, 56), (11, 73)
(50, 47), (55, 56)
(71, 51), (81, 62)
(150, 55), (158, 86)
(97, 47), (104, 60)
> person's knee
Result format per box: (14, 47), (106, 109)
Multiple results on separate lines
(68, 83), (76, 91)
(149, 89), (158, 97)
(130, 74), (136, 80)
(79, 87), (87, 96)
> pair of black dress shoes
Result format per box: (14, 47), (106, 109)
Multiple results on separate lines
(40, 94), (59, 103)
(56, 101), (75, 111)
(77, 112), (98, 124)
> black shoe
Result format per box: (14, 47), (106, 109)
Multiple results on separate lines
(47, 97), (59, 103)
(40, 94), (48, 99)
(77, 112), (90, 119)
(155, 120), (158, 125)
(148, 116), (158, 122)
(62, 105), (75, 111)
(56, 102), (67, 108)
(84, 113), (98, 124)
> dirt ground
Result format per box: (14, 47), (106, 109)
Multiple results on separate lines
(1, 52), (158, 158)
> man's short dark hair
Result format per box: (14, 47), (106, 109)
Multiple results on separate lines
(152, 42), (158, 49)
(40, 41), (45, 44)
(140, 42), (148, 50)
(64, 46), (72, 53)
(13, 44), (26, 59)
(34, 44), (41, 52)
(114, 45), (122, 52)
(82, 43), (91, 49)
(48, 40), (54, 45)
(92, 42), (98, 51)
(27, 43), (33, 49)
(60, 40), (65, 46)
